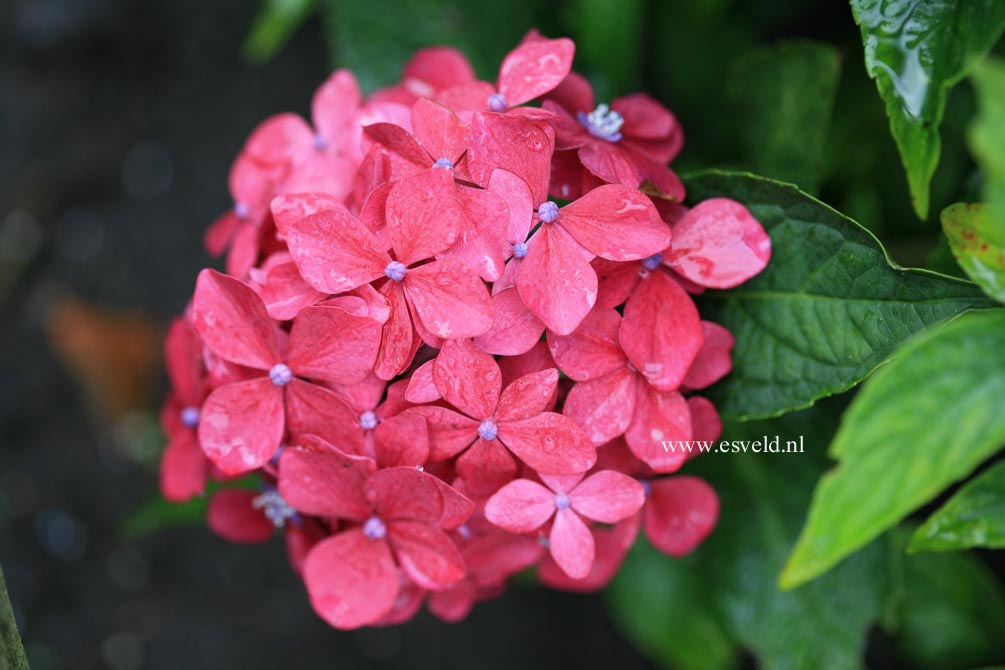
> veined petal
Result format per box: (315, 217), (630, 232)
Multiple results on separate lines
(559, 185), (670, 261)
(192, 269), (279, 370)
(562, 368), (637, 445)
(625, 384), (691, 474)
(644, 477), (719, 557)
(285, 206), (389, 294)
(278, 445), (373, 520)
(284, 380), (366, 456)
(497, 37), (575, 107)
(198, 377), (283, 475)
(467, 112), (554, 204)
(432, 339), (501, 420)
(473, 287), (545, 356)
(517, 225), (596, 336)
(288, 306), (380, 385)
(207, 489), (274, 543)
(411, 98), (468, 163)
(682, 321), (735, 390)
(389, 521), (466, 589)
(386, 169), (464, 266)
(404, 261), (494, 339)
(546, 307), (626, 381)
(367, 467), (443, 523)
(495, 368), (558, 422)
(498, 412), (596, 475)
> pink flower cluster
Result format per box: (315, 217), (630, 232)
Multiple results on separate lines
(159, 32), (771, 629)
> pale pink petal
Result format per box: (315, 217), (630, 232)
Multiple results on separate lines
(549, 508), (594, 579)
(474, 288), (545, 356)
(625, 384), (691, 473)
(546, 307), (626, 381)
(569, 470), (645, 523)
(562, 368), (637, 445)
(192, 269), (279, 369)
(198, 378), (283, 474)
(404, 360), (440, 404)
(644, 477), (719, 556)
(483, 478), (556, 532)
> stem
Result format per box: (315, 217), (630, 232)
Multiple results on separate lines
(0, 563), (29, 670)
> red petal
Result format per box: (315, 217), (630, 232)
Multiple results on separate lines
(312, 69), (361, 144)
(404, 46), (476, 93)
(593, 258), (640, 309)
(683, 321), (735, 390)
(428, 580), (477, 623)
(406, 406), (478, 461)
(569, 470), (645, 523)
(483, 478), (555, 532)
(488, 169), (534, 244)
(285, 518), (325, 576)
(367, 467), (444, 523)
(546, 71), (595, 119)
(645, 477), (719, 556)
(303, 529), (399, 629)
(411, 98), (467, 163)
(559, 185), (670, 260)
(432, 339), (501, 420)
(388, 520), (466, 589)
(244, 112), (313, 165)
(438, 185), (510, 282)
(498, 412), (596, 475)
(287, 306), (380, 385)
(625, 384), (691, 473)
(404, 261), (494, 339)
(280, 153), (355, 200)
(278, 446), (373, 519)
(495, 368), (558, 422)
(432, 479), (475, 530)
(498, 341), (556, 387)
(204, 211), (240, 257)
(620, 270), (703, 392)
(207, 489), (274, 543)
(539, 515), (638, 592)
(473, 287), (545, 356)
(363, 122), (430, 167)
(562, 368), (637, 445)
(612, 94), (675, 141)
(386, 169), (464, 266)
(285, 206), (389, 294)
(164, 318), (204, 406)
(546, 307), (626, 381)
(373, 282), (418, 380)
(374, 412), (429, 467)
(260, 261), (326, 321)
(198, 378), (283, 475)
(403, 360), (440, 404)
(455, 437), (519, 497)
(159, 429), (207, 502)
(270, 192), (344, 236)
(578, 141), (642, 188)
(549, 508), (593, 579)
(497, 37), (575, 106)
(192, 269), (279, 369)
(467, 112), (554, 203)
(687, 396), (723, 445)
(667, 197), (771, 288)
(517, 225), (596, 335)
(284, 380), (366, 455)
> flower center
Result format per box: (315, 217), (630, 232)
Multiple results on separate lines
(512, 241), (529, 259)
(639, 478), (652, 497)
(538, 201), (559, 223)
(360, 410), (378, 430)
(233, 201), (250, 220)
(313, 133), (327, 151)
(554, 493), (570, 510)
(478, 419), (498, 441)
(457, 523), (472, 540)
(385, 261), (407, 282)
(269, 363), (293, 387)
(578, 103), (624, 142)
(487, 93), (507, 112)
(363, 516), (387, 540)
(180, 406), (200, 428)
(642, 253), (663, 271)
(432, 157), (454, 170)
(252, 489), (297, 528)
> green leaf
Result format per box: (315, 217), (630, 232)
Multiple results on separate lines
(782, 309), (1005, 588)
(684, 170), (996, 420)
(1, 563), (29, 670)
(942, 202), (1005, 302)
(606, 541), (737, 670)
(889, 529), (1005, 668)
(563, 0), (645, 99)
(727, 41), (841, 194)
(910, 460), (1005, 552)
(317, 0), (546, 91)
(850, 0), (1005, 219)
(243, 0), (317, 64)
(969, 57), (1005, 220)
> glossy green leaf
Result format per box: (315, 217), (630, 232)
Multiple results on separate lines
(0, 564), (29, 670)
(850, 0), (1005, 219)
(782, 310), (1005, 588)
(969, 57), (1005, 220)
(910, 461), (1005, 552)
(684, 170), (996, 420)
(243, 0), (317, 63)
(728, 41), (841, 194)
(942, 203), (1005, 302)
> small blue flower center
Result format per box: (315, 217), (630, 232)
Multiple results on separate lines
(642, 253), (663, 271)
(433, 157), (454, 170)
(180, 406), (200, 428)
(252, 489), (297, 528)
(578, 103), (624, 142)
(363, 516), (387, 540)
(269, 363), (293, 387)
(487, 93), (507, 112)
(313, 133), (328, 151)
(554, 493), (571, 510)
(457, 524), (472, 540)
(360, 410), (378, 430)
(512, 241), (529, 259)
(233, 201), (250, 220)
(639, 478), (652, 497)
(538, 201), (559, 223)
(385, 261), (407, 281)
(478, 419), (498, 441)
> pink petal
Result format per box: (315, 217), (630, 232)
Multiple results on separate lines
(404, 261), (494, 339)
(549, 508), (594, 579)
(498, 412), (596, 475)
(403, 406), (477, 461)
(411, 98), (467, 163)
(438, 185), (510, 282)
(667, 197), (771, 289)
(243, 112), (313, 165)
(159, 429), (207, 502)
(430, 478), (475, 530)
(635, 153), (686, 202)
(625, 384), (691, 473)
(683, 321), (735, 390)
(620, 270), (703, 391)
(687, 396), (723, 445)
(303, 529), (399, 629)
(207, 489), (274, 543)
(385, 169), (464, 266)
(280, 152), (355, 200)
(404, 360), (440, 404)
(260, 261), (326, 321)
(388, 520), (466, 589)
(593, 258), (640, 309)
(204, 210), (240, 257)
(498, 340), (556, 387)
(283, 380), (366, 455)
(224, 219), (262, 278)
(545, 71), (595, 120)
(198, 378), (283, 475)
(538, 515), (638, 592)
(467, 112), (554, 204)
(488, 169), (534, 244)
(312, 69), (362, 145)
(578, 140), (642, 188)
(192, 269), (279, 369)
(427, 580), (477, 623)
(517, 225), (596, 335)
(363, 122), (430, 167)
(373, 282), (418, 380)
(285, 206), (389, 294)
(358, 181), (393, 237)
(287, 306), (380, 385)
(435, 81), (497, 120)
(278, 445), (373, 519)
(558, 185), (670, 261)
(270, 192), (344, 236)
(497, 37), (575, 107)
(285, 518), (325, 576)
(404, 46), (476, 94)
(495, 368), (558, 422)
(483, 478), (556, 532)
(644, 477), (719, 556)
(562, 368), (637, 445)
(455, 437), (519, 497)
(569, 470), (645, 523)
(367, 467), (444, 523)
(164, 318), (204, 406)
(373, 412), (429, 468)
(473, 287), (545, 356)
(432, 339), (501, 420)
(546, 307), (626, 381)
